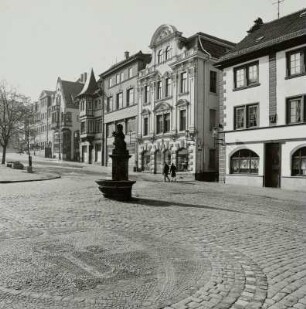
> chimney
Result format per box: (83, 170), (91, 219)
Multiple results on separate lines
(78, 72), (87, 84)
(124, 51), (129, 60)
(247, 17), (263, 33)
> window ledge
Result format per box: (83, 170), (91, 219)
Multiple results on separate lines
(234, 126), (259, 131)
(233, 83), (260, 92)
(285, 72), (306, 80)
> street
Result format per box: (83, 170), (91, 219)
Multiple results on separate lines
(0, 158), (306, 309)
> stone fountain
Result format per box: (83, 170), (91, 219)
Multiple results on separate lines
(96, 124), (136, 201)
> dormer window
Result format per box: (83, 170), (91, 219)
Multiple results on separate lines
(157, 50), (163, 64)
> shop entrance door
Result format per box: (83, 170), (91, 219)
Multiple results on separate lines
(264, 143), (281, 188)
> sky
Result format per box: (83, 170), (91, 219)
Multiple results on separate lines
(0, 0), (305, 101)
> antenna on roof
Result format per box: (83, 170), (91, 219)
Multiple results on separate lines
(272, 0), (285, 19)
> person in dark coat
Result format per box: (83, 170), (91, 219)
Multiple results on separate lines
(170, 163), (177, 182)
(163, 163), (170, 182)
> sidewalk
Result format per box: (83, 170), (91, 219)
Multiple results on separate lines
(0, 164), (60, 183)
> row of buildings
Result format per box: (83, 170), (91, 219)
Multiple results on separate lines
(32, 8), (306, 191)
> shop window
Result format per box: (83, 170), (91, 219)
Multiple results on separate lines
(142, 151), (151, 171)
(292, 147), (306, 176)
(231, 149), (259, 174)
(177, 148), (188, 172)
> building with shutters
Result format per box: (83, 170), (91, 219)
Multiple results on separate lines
(215, 9), (306, 191)
(137, 24), (235, 178)
(100, 51), (151, 169)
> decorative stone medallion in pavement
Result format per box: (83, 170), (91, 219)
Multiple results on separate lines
(0, 229), (212, 308)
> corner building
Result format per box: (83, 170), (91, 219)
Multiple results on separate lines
(137, 25), (235, 178)
(215, 9), (306, 191)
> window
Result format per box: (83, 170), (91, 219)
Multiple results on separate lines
(156, 115), (163, 134)
(128, 67), (133, 78)
(120, 72), (124, 82)
(107, 96), (113, 112)
(109, 78), (113, 88)
(88, 120), (94, 133)
(177, 148), (188, 171)
(127, 88), (134, 106)
(234, 61), (259, 89)
(156, 112), (170, 134)
(156, 81), (162, 100)
(158, 50), (163, 64)
(209, 109), (216, 131)
(179, 110), (186, 131)
(231, 149), (259, 174)
(287, 96), (306, 124)
(95, 119), (102, 133)
(143, 117), (149, 136)
(165, 78), (172, 97)
(144, 85), (150, 103)
(116, 74), (120, 84)
(81, 121), (85, 134)
(164, 113), (170, 132)
(116, 92), (123, 109)
(210, 71), (217, 93)
(234, 104), (258, 129)
(180, 72), (187, 93)
(287, 48), (305, 77)
(165, 46), (171, 61)
(126, 118), (136, 133)
(107, 123), (115, 137)
(292, 147), (306, 176)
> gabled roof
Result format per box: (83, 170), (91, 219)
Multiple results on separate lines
(39, 90), (55, 99)
(179, 32), (235, 59)
(76, 69), (99, 97)
(60, 79), (84, 107)
(216, 8), (306, 67)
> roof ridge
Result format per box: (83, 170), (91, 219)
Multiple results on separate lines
(262, 7), (306, 27)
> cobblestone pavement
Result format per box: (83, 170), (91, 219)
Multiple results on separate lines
(0, 169), (305, 309)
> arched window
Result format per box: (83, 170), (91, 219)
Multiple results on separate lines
(165, 46), (171, 60)
(231, 149), (259, 174)
(292, 147), (306, 176)
(157, 50), (163, 64)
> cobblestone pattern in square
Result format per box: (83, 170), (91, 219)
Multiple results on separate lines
(0, 171), (305, 309)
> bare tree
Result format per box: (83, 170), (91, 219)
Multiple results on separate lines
(0, 81), (28, 164)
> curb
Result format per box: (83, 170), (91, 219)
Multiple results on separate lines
(0, 174), (61, 184)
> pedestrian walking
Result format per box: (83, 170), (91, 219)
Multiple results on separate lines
(163, 162), (170, 182)
(170, 163), (177, 182)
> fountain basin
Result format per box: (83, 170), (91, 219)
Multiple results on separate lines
(95, 179), (136, 201)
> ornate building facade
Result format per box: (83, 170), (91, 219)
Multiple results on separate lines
(137, 25), (235, 178)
